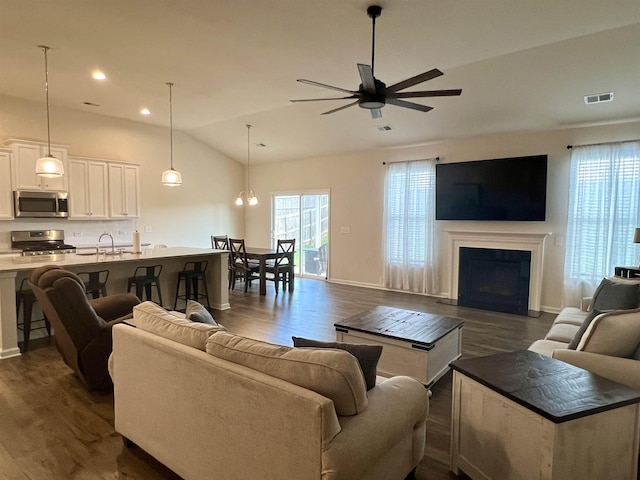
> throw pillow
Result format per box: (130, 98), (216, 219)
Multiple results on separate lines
(291, 336), (382, 390)
(576, 308), (640, 357)
(567, 309), (602, 350)
(133, 301), (225, 351)
(185, 300), (217, 325)
(206, 331), (368, 416)
(590, 277), (640, 311)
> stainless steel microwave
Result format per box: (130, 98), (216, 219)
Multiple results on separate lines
(14, 191), (69, 218)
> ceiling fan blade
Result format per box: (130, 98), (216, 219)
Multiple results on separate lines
(290, 96), (358, 103)
(322, 101), (359, 115)
(386, 98), (434, 113)
(297, 79), (357, 95)
(370, 108), (382, 119)
(357, 64), (376, 93)
(385, 69), (444, 93)
(391, 89), (462, 98)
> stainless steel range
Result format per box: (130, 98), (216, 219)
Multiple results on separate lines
(11, 230), (76, 256)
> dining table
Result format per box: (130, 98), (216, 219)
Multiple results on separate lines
(245, 247), (295, 296)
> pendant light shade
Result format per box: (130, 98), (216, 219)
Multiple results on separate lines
(36, 45), (64, 178)
(162, 82), (182, 186)
(235, 124), (258, 206)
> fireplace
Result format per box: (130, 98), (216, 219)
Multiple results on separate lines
(458, 247), (531, 316)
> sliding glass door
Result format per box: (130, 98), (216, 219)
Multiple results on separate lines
(272, 191), (329, 278)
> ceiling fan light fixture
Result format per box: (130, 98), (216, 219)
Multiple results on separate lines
(359, 95), (386, 110)
(36, 45), (64, 178)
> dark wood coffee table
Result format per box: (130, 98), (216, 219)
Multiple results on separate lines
(334, 306), (463, 386)
(450, 350), (640, 480)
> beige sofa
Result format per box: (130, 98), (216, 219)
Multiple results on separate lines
(109, 302), (429, 480)
(528, 290), (640, 390)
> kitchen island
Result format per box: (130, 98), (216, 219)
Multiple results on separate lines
(0, 247), (229, 360)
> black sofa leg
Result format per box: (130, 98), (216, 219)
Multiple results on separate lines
(404, 468), (417, 480)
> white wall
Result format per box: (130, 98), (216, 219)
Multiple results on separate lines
(0, 94), (245, 248)
(245, 120), (640, 312)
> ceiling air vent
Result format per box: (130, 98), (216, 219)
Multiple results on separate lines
(376, 125), (393, 132)
(584, 92), (614, 105)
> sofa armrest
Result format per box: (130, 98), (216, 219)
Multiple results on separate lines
(322, 376), (429, 479)
(91, 293), (140, 322)
(552, 350), (640, 389)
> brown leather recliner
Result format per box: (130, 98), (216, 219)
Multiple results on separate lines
(29, 265), (141, 391)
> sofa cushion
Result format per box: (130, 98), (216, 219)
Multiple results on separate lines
(133, 301), (225, 351)
(590, 277), (640, 311)
(576, 308), (640, 357)
(528, 339), (569, 357)
(567, 309), (602, 350)
(545, 323), (581, 344)
(552, 307), (588, 327)
(206, 331), (368, 416)
(185, 300), (217, 325)
(291, 336), (382, 391)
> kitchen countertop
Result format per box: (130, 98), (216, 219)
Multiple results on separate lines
(0, 247), (226, 273)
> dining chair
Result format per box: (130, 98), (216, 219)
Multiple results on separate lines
(211, 235), (229, 250)
(211, 235), (233, 289)
(265, 239), (295, 295)
(228, 238), (259, 292)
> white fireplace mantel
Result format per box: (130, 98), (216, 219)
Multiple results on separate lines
(445, 230), (550, 312)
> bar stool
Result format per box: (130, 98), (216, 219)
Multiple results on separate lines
(76, 270), (109, 299)
(127, 265), (163, 305)
(174, 261), (210, 311)
(15, 278), (51, 352)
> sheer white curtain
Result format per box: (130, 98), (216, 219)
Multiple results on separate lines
(563, 141), (640, 306)
(383, 159), (438, 294)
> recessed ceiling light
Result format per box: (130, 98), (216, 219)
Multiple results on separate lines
(376, 125), (393, 132)
(140, 108), (151, 115)
(92, 71), (106, 81)
(584, 92), (614, 104)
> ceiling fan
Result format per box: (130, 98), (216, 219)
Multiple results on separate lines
(290, 5), (462, 119)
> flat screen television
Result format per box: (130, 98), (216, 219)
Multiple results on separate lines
(435, 155), (547, 221)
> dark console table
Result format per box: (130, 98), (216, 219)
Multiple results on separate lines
(450, 350), (640, 480)
(614, 265), (640, 278)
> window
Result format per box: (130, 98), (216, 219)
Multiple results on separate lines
(563, 141), (640, 305)
(383, 159), (438, 294)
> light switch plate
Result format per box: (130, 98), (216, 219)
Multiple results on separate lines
(341, 226), (351, 234)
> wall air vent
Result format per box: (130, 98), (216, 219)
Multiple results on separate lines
(584, 92), (614, 105)
(376, 125), (393, 132)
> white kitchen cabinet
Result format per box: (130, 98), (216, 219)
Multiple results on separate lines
(108, 163), (140, 218)
(68, 157), (109, 219)
(0, 150), (14, 219)
(7, 139), (68, 192)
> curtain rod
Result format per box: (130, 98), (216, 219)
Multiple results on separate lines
(567, 139), (640, 149)
(382, 156), (439, 165)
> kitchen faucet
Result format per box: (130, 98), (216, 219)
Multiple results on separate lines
(98, 232), (115, 254)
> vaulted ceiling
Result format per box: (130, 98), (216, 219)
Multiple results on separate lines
(2, 0), (640, 164)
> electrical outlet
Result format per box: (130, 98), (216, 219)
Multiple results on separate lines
(144, 226), (152, 233)
(73, 231), (82, 237)
(118, 230), (127, 235)
(340, 226), (351, 234)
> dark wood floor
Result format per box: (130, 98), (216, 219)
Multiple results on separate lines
(0, 278), (555, 479)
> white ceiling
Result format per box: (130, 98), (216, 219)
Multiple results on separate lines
(1, 0), (640, 164)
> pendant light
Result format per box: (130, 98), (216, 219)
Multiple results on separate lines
(235, 124), (258, 206)
(161, 82), (182, 186)
(35, 45), (64, 178)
